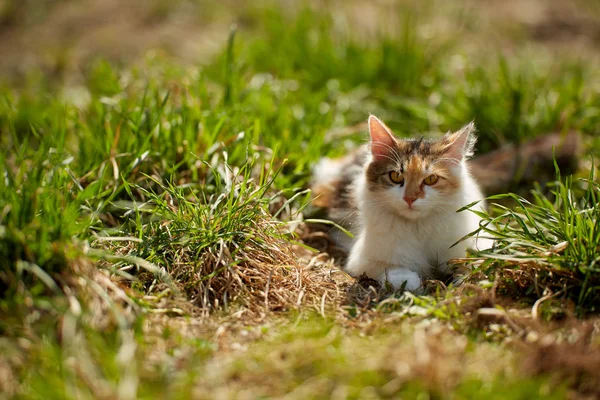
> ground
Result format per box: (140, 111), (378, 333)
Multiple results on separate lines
(1, 0), (600, 399)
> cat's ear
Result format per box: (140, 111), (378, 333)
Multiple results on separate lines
(368, 115), (397, 161)
(443, 122), (476, 161)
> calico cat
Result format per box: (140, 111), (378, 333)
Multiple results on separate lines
(312, 115), (491, 291)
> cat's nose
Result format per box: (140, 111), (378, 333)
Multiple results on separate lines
(403, 196), (417, 207)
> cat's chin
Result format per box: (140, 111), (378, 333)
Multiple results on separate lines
(394, 208), (426, 220)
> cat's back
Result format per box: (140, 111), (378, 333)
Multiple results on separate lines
(311, 146), (367, 225)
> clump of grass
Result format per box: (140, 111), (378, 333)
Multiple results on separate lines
(464, 164), (600, 316)
(101, 152), (340, 315)
(0, 85), (155, 334)
(0, 137), (85, 316)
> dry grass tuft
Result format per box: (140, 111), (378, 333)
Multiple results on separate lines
(463, 259), (580, 314)
(0, 352), (20, 398)
(0, 250), (138, 335)
(108, 216), (350, 320)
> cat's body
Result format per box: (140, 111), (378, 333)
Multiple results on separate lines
(312, 116), (491, 291)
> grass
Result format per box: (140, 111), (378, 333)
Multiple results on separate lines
(464, 164), (600, 316)
(2, 1), (600, 398)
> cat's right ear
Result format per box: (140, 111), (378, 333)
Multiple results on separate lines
(442, 122), (476, 162)
(368, 115), (397, 161)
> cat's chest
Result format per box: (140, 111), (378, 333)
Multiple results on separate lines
(365, 212), (459, 262)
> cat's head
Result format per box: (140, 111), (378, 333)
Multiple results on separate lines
(363, 115), (476, 220)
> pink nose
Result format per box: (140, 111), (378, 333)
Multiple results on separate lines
(403, 196), (417, 207)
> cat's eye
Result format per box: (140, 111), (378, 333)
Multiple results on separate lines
(389, 171), (404, 185)
(423, 174), (439, 185)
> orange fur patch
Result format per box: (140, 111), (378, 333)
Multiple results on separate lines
(403, 157), (426, 199)
(403, 155), (461, 197)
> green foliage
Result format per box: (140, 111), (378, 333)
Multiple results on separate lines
(440, 59), (600, 153)
(466, 165), (600, 315)
(239, 7), (445, 95)
(222, 7), (600, 151)
(118, 154), (293, 299)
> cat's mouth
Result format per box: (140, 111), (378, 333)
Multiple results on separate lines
(399, 207), (423, 219)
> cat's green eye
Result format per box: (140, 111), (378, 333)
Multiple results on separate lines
(423, 174), (439, 185)
(389, 171), (404, 185)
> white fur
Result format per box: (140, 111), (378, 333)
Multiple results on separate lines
(312, 157), (342, 188)
(345, 154), (490, 291)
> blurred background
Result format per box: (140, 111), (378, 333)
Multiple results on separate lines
(1, 0), (599, 84)
(2, 0), (600, 178)
(3, 0), (600, 192)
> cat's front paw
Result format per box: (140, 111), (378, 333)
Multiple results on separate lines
(379, 268), (421, 291)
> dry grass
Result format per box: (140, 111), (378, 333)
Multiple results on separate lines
(101, 203), (351, 320)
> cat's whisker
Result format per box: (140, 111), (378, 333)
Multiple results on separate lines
(369, 151), (402, 166)
(335, 210), (359, 227)
(363, 199), (395, 209)
(431, 157), (461, 166)
(370, 141), (404, 165)
(371, 141), (398, 152)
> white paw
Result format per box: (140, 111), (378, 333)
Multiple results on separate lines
(379, 269), (421, 291)
(473, 236), (494, 251)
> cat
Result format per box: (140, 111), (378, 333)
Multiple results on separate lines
(312, 115), (491, 291)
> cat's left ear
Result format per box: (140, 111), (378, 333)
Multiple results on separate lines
(442, 122), (476, 161)
(368, 115), (398, 161)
